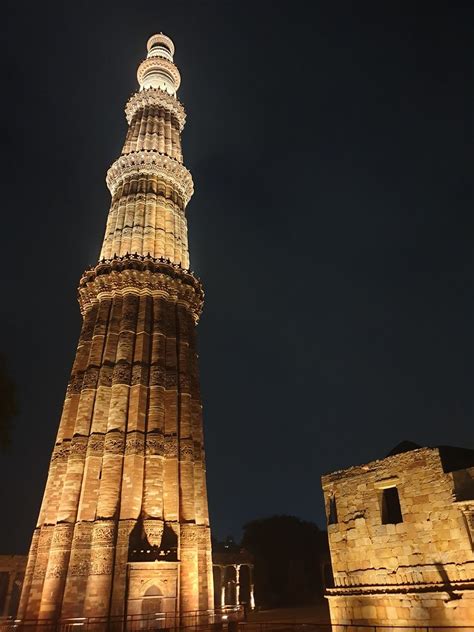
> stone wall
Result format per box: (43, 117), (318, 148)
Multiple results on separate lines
(0, 555), (27, 618)
(321, 446), (474, 626)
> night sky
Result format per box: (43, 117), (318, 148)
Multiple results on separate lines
(0, 1), (472, 553)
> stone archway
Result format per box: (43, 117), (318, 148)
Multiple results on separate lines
(141, 584), (163, 616)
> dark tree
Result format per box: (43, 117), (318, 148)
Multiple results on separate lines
(241, 515), (328, 608)
(0, 354), (18, 451)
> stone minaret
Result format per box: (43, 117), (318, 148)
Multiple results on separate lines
(18, 34), (214, 622)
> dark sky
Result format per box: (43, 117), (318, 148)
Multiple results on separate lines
(0, 1), (472, 553)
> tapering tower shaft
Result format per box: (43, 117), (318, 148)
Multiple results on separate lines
(19, 34), (214, 622)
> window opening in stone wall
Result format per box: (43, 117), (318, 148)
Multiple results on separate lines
(381, 486), (403, 524)
(328, 494), (338, 525)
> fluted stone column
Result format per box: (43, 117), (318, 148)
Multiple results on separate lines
(19, 32), (214, 623)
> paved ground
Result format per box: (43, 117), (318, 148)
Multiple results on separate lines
(247, 603), (331, 625)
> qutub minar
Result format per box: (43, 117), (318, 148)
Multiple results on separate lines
(18, 34), (214, 621)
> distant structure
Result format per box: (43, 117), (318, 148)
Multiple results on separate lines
(18, 34), (214, 622)
(322, 444), (474, 626)
(212, 538), (255, 610)
(0, 556), (26, 618)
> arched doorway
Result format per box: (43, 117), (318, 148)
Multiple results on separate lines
(141, 585), (163, 616)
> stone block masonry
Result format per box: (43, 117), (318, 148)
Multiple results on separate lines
(321, 445), (474, 626)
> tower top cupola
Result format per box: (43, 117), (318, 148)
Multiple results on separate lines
(137, 32), (180, 95)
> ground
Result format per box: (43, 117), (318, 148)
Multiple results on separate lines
(247, 603), (331, 625)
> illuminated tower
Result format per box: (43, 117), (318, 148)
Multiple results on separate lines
(18, 34), (214, 621)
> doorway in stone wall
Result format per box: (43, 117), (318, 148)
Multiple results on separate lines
(141, 585), (163, 615)
(127, 561), (179, 621)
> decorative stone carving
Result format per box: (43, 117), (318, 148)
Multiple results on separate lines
(51, 524), (74, 549)
(78, 256), (204, 322)
(98, 363), (113, 387)
(106, 151), (193, 204)
(72, 522), (93, 545)
(79, 255), (204, 322)
(197, 525), (211, 546)
(45, 551), (68, 579)
(143, 519), (164, 547)
(145, 432), (165, 456)
(164, 370), (177, 388)
(51, 442), (70, 463)
(179, 438), (194, 462)
(104, 431), (124, 454)
(180, 524), (198, 546)
(125, 432), (145, 455)
(67, 373), (84, 395)
(82, 365), (100, 389)
(149, 365), (166, 386)
(179, 373), (191, 391)
(89, 550), (113, 575)
(37, 526), (54, 549)
(136, 57), (181, 92)
(32, 565), (47, 580)
(91, 522), (115, 546)
(87, 434), (105, 456)
(70, 435), (88, 459)
(163, 435), (178, 458)
(69, 560), (90, 576)
(118, 519), (135, 539)
(112, 361), (132, 385)
(125, 88), (186, 129)
(131, 362), (149, 386)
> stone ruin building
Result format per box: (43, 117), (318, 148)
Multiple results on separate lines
(0, 556), (26, 619)
(321, 443), (474, 627)
(212, 539), (255, 611)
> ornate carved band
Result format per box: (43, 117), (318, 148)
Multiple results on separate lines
(180, 523), (206, 547)
(146, 431), (165, 456)
(106, 150), (193, 204)
(78, 255), (204, 321)
(125, 431), (145, 455)
(164, 434), (178, 458)
(51, 441), (70, 463)
(104, 430), (125, 454)
(137, 57), (181, 91)
(179, 437), (194, 461)
(51, 524), (74, 550)
(70, 435), (88, 460)
(126, 88), (186, 129)
(91, 521), (115, 546)
(143, 519), (164, 547)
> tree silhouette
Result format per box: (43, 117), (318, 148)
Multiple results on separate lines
(242, 515), (327, 608)
(0, 354), (18, 451)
